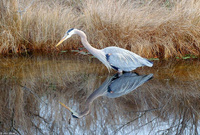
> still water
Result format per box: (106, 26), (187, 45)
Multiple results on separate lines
(0, 53), (200, 135)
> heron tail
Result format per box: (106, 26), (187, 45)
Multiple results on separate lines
(143, 59), (153, 67)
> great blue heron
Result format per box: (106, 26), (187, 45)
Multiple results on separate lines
(60, 72), (153, 118)
(56, 28), (153, 73)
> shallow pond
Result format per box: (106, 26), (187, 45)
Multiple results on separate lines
(0, 53), (200, 135)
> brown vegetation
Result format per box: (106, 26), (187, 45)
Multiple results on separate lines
(0, 0), (200, 58)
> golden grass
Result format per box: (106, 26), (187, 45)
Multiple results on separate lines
(0, 0), (200, 58)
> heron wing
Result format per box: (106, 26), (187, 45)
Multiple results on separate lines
(103, 47), (151, 71)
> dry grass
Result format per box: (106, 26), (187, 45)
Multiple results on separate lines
(0, 0), (200, 58)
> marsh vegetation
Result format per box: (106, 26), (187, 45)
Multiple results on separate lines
(0, 0), (200, 134)
(0, 0), (200, 58)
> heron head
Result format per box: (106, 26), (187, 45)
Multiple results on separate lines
(59, 101), (80, 119)
(71, 112), (79, 119)
(56, 28), (75, 47)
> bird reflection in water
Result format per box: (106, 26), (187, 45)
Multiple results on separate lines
(60, 72), (153, 118)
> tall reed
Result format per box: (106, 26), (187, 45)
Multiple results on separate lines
(0, 0), (200, 58)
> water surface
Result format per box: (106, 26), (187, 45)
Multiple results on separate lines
(0, 53), (200, 135)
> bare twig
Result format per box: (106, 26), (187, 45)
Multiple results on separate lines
(20, 84), (48, 105)
(113, 113), (146, 134)
(128, 106), (163, 113)
(11, 108), (21, 135)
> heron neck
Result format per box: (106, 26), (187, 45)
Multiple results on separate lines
(77, 106), (90, 118)
(75, 100), (92, 118)
(76, 30), (100, 56)
(75, 76), (114, 118)
(76, 86), (105, 118)
(75, 29), (111, 71)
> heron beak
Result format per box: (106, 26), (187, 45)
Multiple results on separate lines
(59, 101), (73, 112)
(56, 35), (70, 47)
(56, 38), (65, 47)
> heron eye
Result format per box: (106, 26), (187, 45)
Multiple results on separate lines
(65, 32), (69, 37)
(67, 28), (74, 33)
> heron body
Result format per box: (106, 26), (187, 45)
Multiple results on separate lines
(56, 28), (153, 72)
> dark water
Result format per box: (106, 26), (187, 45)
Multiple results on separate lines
(0, 53), (200, 135)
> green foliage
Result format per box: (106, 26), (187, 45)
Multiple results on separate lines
(148, 58), (160, 61)
(176, 54), (198, 60)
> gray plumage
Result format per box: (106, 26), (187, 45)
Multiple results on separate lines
(103, 47), (153, 72)
(56, 28), (153, 72)
(59, 72), (153, 118)
(106, 73), (153, 98)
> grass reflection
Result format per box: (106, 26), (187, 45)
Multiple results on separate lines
(0, 54), (200, 134)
